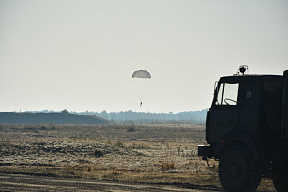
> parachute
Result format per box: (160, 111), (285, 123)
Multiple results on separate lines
(132, 70), (151, 107)
(132, 70), (151, 79)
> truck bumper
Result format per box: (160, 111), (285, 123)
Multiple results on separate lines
(198, 145), (215, 157)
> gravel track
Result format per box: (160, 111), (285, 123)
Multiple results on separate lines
(0, 173), (222, 192)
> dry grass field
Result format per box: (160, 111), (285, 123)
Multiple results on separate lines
(0, 124), (276, 191)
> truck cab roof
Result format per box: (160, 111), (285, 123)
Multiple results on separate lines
(220, 74), (282, 83)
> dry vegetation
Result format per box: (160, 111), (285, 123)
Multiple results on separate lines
(0, 123), (276, 191)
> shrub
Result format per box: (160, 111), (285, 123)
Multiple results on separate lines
(126, 126), (136, 132)
(161, 161), (175, 171)
(93, 150), (103, 158)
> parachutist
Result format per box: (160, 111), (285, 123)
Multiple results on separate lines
(132, 69), (151, 108)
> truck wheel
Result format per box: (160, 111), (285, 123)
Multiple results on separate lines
(219, 146), (261, 192)
(273, 177), (288, 192)
(272, 161), (288, 192)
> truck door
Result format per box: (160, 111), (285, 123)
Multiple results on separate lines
(238, 82), (259, 138)
(207, 82), (239, 144)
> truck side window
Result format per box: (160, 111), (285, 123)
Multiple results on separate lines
(216, 83), (239, 106)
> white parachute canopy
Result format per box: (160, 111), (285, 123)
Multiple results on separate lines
(132, 70), (151, 79)
(132, 70), (151, 107)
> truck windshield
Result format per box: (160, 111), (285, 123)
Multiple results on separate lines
(216, 83), (239, 105)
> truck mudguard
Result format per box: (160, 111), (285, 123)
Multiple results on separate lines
(215, 131), (259, 159)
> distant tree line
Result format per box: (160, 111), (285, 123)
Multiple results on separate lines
(25, 109), (208, 124)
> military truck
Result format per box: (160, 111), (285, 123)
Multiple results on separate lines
(198, 66), (288, 192)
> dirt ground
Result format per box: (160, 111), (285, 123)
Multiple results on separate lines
(0, 124), (276, 191)
(0, 173), (223, 192)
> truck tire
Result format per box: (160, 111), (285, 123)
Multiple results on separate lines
(273, 178), (288, 192)
(219, 146), (261, 192)
(272, 161), (288, 192)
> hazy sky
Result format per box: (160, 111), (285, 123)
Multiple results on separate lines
(0, 0), (287, 113)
